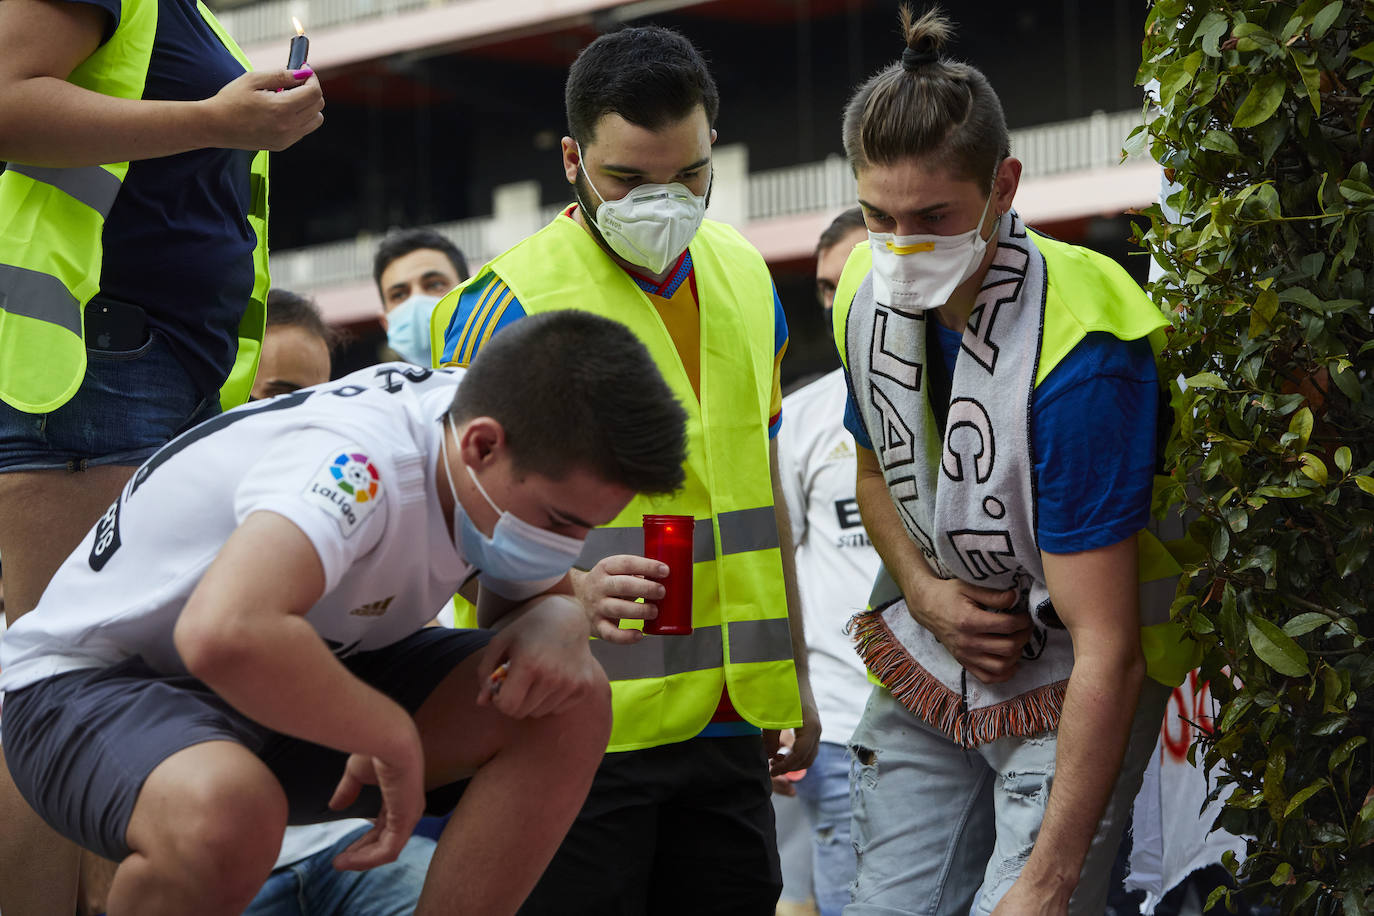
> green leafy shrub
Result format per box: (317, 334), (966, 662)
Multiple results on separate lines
(1133, 1), (1374, 911)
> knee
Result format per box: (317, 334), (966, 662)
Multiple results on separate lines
(565, 669), (613, 747)
(535, 670), (612, 755)
(150, 772), (286, 902)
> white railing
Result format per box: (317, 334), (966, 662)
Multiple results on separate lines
(215, 0), (445, 46)
(271, 217), (494, 289)
(747, 154), (856, 222)
(745, 109), (1144, 221)
(1013, 109), (1143, 179)
(269, 109), (1144, 289)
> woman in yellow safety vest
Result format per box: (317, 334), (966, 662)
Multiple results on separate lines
(0, 0), (322, 910)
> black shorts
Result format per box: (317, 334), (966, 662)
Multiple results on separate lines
(3, 627), (491, 860)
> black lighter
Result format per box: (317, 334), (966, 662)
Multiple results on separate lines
(287, 17), (309, 70)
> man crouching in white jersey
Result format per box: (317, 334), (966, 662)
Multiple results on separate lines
(0, 311), (689, 916)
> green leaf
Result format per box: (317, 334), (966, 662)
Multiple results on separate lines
(1254, 485), (1311, 498)
(1310, 0), (1341, 38)
(1284, 612), (1330, 637)
(1288, 47), (1322, 116)
(1289, 408), (1314, 450)
(1219, 585), (1247, 653)
(1219, 693), (1254, 731)
(1247, 616), (1310, 676)
(1283, 780), (1328, 819)
(1200, 130), (1242, 155)
(1335, 446), (1352, 473)
(1353, 41), (1374, 64)
(1271, 860), (1294, 885)
(1234, 74), (1287, 128)
(1330, 735), (1366, 770)
(1356, 475), (1374, 497)
(1211, 524), (1230, 561)
(1299, 452), (1328, 486)
(1122, 124), (1149, 161)
(1279, 286), (1324, 312)
(1197, 11), (1230, 56)
(1159, 50), (1205, 106)
(1185, 371), (1228, 390)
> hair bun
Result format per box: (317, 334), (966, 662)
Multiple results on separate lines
(901, 45), (939, 71)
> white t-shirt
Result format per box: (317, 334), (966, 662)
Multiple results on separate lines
(0, 363), (555, 693)
(778, 369), (882, 746)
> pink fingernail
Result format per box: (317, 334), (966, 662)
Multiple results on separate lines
(293, 67), (313, 79)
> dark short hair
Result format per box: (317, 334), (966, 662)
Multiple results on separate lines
(372, 229), (470, 299)
(842, 6), (1008, 191)
(817, 207), (868, 259)
(265, 288), (335, 348)
(565, 26), (720, 145)
(451, 312), (687, 496)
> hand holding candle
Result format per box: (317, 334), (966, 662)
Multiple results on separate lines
(642, 514), (693, 636)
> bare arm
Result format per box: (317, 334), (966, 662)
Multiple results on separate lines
(473, 577), (607, 720)
(854, 445), (1026, 683)
(0, 0), (323, 167)
(172, 511), (421, 870)
(992, 535), (1146, 914)
(768, 438), (820, 774)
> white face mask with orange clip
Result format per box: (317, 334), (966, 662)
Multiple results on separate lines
(867, 185), (998, 311)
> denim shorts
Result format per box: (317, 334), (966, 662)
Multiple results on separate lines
(2, 627), (492, 861)
(0, 327), (219, 472)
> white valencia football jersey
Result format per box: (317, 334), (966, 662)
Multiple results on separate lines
(0, 364), (545, 693)
(778, 369), (883, 745)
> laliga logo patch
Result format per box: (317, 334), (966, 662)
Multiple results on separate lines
(330, 452), (379, 502)
(305, 448), (383, 537)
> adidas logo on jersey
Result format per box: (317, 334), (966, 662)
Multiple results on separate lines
(349, 596), (396, 618)
(825, 440), (855, 462)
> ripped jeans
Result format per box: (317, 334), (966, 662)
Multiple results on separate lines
(845, 679), (1170, 916)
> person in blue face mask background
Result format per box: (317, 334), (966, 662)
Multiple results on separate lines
(374, 229), (470, 366)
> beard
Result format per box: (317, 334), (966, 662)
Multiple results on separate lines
(572, 170), (617, 257)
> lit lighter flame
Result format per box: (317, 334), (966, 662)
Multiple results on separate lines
(291, 16), (304, 35)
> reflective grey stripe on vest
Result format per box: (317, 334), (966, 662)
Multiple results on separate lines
(726, 618), (794, 665)
(591, 618), (794, 681)
(717, 506), (780, 555)
(575, 506), (779, 569)
(0, 265), (82, 335)
(7, 164), (120, 217)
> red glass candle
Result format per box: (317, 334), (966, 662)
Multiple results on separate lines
(642, 514), (693, 636)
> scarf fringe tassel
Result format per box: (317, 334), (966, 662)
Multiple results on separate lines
(849, 608), (1067, 749)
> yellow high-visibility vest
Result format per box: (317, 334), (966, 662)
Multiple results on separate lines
(0, 0), (268, 414)
(433, 215), (803, 751)
(832, 236), (1201, 687)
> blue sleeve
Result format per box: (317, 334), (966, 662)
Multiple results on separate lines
(438, 270), (526, 367)
(768, 284), (788, 439)
(66, 0), (120, 43)
(1033, 332), (1159, 553)
(773, 285), (788, 360)
(843, 371), (874, 451)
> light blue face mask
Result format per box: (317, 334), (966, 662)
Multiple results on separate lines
(386, 294), (443, 366)
(439, 418), (585, 582)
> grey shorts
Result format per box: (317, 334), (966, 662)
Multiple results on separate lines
(2, 626), (491, 861)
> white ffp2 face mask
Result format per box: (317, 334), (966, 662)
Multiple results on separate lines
(868, 188), (998, 311)
(579, 145), (708, 275)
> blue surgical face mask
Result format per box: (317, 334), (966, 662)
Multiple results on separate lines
(386, 294), (443, 366)
(439, 418), (585, 582)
